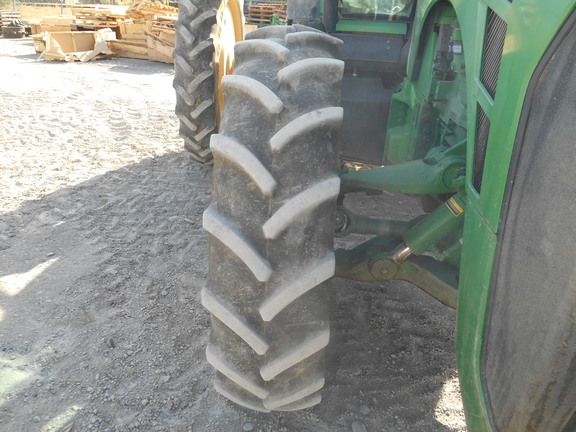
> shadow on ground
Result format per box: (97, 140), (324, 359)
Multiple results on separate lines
(0, 151), (463, 431)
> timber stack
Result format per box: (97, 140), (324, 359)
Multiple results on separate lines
(110, 0), (177, 63)
(30, 1), (177, 63)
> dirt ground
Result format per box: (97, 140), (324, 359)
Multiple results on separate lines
(0, 38), (466, 432)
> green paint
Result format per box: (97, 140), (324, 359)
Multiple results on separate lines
(404, 193), (465, 255)
(335, 19), (407, 34)
(342, 139), (465, 195)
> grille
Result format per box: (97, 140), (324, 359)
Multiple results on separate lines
(482, 9), (507, 99)
(473, 104), (490, 192)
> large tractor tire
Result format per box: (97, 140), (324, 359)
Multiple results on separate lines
(202, 26), (344, 412)
(173, 0), (244, 164)
(480, 17), (576, 431)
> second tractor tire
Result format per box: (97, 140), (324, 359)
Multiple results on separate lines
(202, 26), (345, 411)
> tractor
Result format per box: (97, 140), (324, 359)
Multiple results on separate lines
(173, 0), (576, 429)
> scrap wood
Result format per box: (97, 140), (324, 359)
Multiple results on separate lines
(126, 0), (178, 19)
(70, 5), (127, 19)
(32, 1), (178, 63)
(145, 21), (175, 44)
(108, 39), (148, 59)
(38, 15), (75, 33)
(38, 29), (117, 62)
(30, 22), (42, 35)
(145, 30), (174, 63)
(32, 33), (46, 53)
(118, 20), (146, 41)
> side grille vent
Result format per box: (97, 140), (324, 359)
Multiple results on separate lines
(473, 104), (490, 192)
(481, 9), (507, 99)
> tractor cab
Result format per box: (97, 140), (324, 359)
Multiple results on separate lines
(316, 0), (417, 164)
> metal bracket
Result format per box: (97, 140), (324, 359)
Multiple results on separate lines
(334, 193), (466, 309)
(335, 235), (458, 308)
(340, 141), (466, 195)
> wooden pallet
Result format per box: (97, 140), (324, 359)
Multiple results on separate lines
(0, 10), (21, 30)
(247, 2), (286, 24)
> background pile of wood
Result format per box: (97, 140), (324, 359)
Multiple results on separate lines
(112, 0), (177, 63)
(70, 5), (127, 31)
(30, 1), (177, 63)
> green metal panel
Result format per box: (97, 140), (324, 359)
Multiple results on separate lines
(335, 19), (407, 34)
(456, 204), (496, 432)
(453, 1), (575, 430)
(469, 1), (575, 229)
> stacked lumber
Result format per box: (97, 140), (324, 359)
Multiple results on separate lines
(112, 21), (175, 63)
(69, 5), (126, 31)
(145, 22), (175, 63)
(0, 10), (21, 31)
(112, 1), (176, 63)
(126, 1), (178, 20)
(246, 1), (287, 24)
(31, 1), (177, 63)
(108, 39), (148, 60)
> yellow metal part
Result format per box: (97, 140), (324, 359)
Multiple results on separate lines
(213, 0), (245, 126)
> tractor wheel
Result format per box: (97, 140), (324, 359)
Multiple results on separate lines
(173, 0), (244, 164)
(202, 26), (344, 412)
(480, 17), (576, 430)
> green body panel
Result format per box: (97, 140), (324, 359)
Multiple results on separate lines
(456, 207), (496, 431)
(467, 1), (575, 230)
(335, 19), (407, 34)
(454, 2), (574, 430)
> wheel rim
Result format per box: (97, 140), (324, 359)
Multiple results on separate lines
(214, 0), (245, 127)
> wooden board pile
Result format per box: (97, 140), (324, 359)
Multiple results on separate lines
(246, 1), (287, 24)
(109, 0), (177, 63)
(69, 5), (127, 31)
(36, 16), (76, 33)
(0, 10), (21, 31)
(31, 1), (177, 63)
(36, 29), (117, 62)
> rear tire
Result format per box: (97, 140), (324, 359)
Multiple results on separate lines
(173, 0), (243, 164)
(202, 26), (344, 411)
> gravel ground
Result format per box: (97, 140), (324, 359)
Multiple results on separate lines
(0, 38), (466, 432)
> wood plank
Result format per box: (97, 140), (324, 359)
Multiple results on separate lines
(108, 39), (148, 59)
(145, 30), (173, 63)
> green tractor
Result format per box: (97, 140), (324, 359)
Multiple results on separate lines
(174, 0), (576, 429)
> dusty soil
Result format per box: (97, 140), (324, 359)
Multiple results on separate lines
(0, 38), (466, 432)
